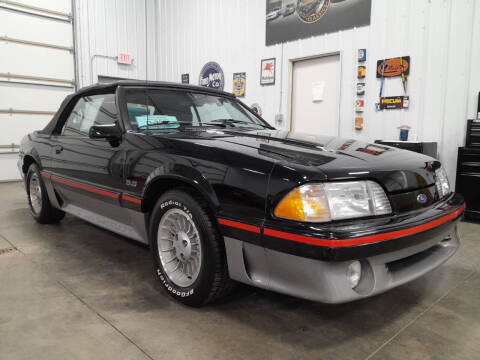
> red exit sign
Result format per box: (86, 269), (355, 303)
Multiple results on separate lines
(118, 53), (132, 65)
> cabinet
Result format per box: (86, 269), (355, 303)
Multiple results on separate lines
(456, 147), (480, 220)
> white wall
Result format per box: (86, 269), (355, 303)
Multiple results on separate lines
(156, 0), (480, 188)
(0, 0), (75, 181)
(74, 0), (158, 88)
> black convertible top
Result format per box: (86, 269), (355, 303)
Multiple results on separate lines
(41, 80), (235, 135)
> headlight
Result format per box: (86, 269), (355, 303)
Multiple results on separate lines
(435, 167), (451, 199)
(274, 180), (392, 222)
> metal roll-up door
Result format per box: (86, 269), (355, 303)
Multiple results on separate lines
(0, 0), (77, 181)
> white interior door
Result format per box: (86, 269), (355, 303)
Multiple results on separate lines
(290, 54), (341, 136)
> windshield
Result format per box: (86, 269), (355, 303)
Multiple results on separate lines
(125, 89), (270, 131)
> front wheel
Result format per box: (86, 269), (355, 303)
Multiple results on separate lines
(149, 189), (233, 306)
(26, 164), (65, 224)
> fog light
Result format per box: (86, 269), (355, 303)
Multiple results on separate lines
(347, 261), (362, 288)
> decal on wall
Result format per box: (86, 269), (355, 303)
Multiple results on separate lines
(181, 74), (189, 84)
(265, 0), (372, 46)
(355, 99), (365, 112)
(357, 66), (366, 79)
(358, 49), (367, 62)
(260, 58), (276, 86)
(355, 117), (364, 130)
(199, 62), (224, 90)
(233, 72), (246, 97)
(356, 83), (365, 96)
(376, 56), (410, 78)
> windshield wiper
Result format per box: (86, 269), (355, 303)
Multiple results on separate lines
(137, 119), (272, 130)
(207, 118), (270, 128)
(137, 120), (223, 130)
(138, 121), (186, 129)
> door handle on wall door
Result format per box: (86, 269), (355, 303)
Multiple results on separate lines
(54, 145), (63, 154)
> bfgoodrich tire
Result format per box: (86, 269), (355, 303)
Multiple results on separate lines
(26, 164), (65, 224)
(149, 189), (233, 306)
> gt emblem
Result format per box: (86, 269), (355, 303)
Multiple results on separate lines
(126, 179), (137, 187)
(417, 194), (427, 204)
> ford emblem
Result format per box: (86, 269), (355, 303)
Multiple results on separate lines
(417, 194), (428, 204)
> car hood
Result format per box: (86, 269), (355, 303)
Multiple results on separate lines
(210, 129), (438, 193)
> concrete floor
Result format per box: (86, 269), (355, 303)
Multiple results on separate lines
(0, 181), (479, 360)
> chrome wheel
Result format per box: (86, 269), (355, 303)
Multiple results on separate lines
(29, 173), (42, 215)
(157, 208), (202, 287)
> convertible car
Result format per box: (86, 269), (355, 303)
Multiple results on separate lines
(19, 81), (465, 306)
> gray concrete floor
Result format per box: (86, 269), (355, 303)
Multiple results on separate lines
(0, 181), (479, 360)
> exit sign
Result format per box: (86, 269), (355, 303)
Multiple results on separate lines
(118, 53), (132, 65)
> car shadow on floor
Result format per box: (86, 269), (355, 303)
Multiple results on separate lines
(2, 209), (471, 355)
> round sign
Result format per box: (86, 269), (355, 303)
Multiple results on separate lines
(296, 0), (330, 24)
(198, 62), (224, 90)
(251, 103), (262, 117)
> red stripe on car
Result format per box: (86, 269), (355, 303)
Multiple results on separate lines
(265, 205), (465, 247)
(218, 218), (261, 234)
(49, 175), (119, 199)
(220, 204), (465, 247)
(123, 195), (142, 204)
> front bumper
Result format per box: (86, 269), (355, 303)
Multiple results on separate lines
(222, 193), (464, 303)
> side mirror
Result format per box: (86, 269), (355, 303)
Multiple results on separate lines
(89, 124), (121, 140)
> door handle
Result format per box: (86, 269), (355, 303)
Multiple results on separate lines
(55, 145), (63, 154)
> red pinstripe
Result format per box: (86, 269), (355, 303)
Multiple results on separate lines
(219, 204), (465, 248)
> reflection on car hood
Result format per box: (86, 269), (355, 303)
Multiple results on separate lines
(155, 129), (438, 192)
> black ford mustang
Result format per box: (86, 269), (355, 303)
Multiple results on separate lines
(19, 81), (465, 306)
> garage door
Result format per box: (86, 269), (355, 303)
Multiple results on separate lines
(0, 0), (76, 181)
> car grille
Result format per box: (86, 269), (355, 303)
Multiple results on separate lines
(388, 184), (438, 214)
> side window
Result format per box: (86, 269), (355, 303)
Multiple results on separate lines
(62, 94), (117, 136)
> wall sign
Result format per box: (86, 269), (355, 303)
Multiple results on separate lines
(357, 66), (366, 79)
(376, 56), (410, 78)
(251, 103), (262, 117)
(380, 96), (409, 110)
(233, 72), (246, 97)
(355, 99), (365, 112)
(356, 83), (365, 96)
(358, 49), (367, 62)
(355, 117), (364, 130)
(265, 0), (372, 46)
(260, 58), (275, 86)
(199, 62), (224, 90)
(181, 73), (189, 84)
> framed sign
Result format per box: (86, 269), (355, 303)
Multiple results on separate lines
(356, 83), (365, 96)
(376, 56), (410, 78)
(199, 62), (224, 90)
(357, 66), (366, 79)
(266, 0), (372, 46)
(380, 96), (409, 110)
(181, 73), (189, 84)
(260, 58), (275, 86)
(355, 99), (365, 112)
(358, 49), (367, 62)
(233, 72), (246, 97)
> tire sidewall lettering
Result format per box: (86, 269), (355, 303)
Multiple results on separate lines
(157, 267), (194, 297)
(156, 199), (196, 298)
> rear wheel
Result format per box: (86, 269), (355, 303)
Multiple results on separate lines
(26, 164), (65, 224)
(150, 189), (233, 306)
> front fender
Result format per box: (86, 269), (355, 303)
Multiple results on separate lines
(143, 163), (221, 210)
